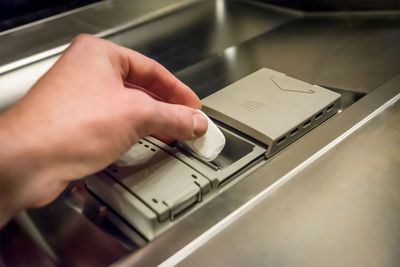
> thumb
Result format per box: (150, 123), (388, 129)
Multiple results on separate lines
(140, 100), (208, 141)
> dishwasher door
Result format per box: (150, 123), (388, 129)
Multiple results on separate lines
(1, 0), (399, 266)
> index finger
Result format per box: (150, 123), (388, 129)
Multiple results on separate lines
(116, 46), (201, 109)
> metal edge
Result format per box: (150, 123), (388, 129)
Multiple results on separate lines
(0, 0), (199, 75)
(0, 0), (110, 36)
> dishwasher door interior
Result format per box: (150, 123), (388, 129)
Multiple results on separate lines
(1, 0), (399, 266)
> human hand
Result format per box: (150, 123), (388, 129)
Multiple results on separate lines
(0, 34), (207, 224)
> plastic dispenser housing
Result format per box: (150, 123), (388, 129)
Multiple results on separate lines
(86, 68), (341, 240)
(202, 68), (341, 157)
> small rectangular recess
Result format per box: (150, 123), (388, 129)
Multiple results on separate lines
(315, 111), (323, 120)
(211, 129), (255, 169)
(303, 119), (312, 128)
(277, 135), (286, 145)
(175, 128), (255, 171)
(327, 103), (335, 112)
(290, 127), (299, 136)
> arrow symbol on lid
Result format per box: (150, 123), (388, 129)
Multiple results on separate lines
(271, 76), (315, 94)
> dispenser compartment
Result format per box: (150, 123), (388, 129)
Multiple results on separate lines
(146, 125), (266, 187)
(210, 129), (255, 169)
(104, 139), (211, 222)
(87, 139), (213, 240)
(87, 68), (342, 241)
(87, 128), (266, 240)
(202, 68), (341, 157)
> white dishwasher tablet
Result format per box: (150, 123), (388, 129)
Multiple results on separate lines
(181, 110), (226, 161)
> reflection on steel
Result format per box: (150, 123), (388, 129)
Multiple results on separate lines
(215, 0), (226, 25)
(224, 46), (237, 67)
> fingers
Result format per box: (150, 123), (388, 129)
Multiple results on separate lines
(116, 46), (201, 108)
(148, 102), (208, 140)
(65, 35), (205, 140)
(124, 90), (207, 141)
(66, 35), (201, 107)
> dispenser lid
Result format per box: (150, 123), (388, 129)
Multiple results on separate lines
(202, 68), (341, 156)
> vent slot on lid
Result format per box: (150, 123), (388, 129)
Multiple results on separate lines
(327, 103), (335, 112)
(277, 136), (286, 145)
(303, 119), (312, 128)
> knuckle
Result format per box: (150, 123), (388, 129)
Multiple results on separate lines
(142, 59), (160, 86)
(71, 33), (96, 47)
(69, 34), (105, 55)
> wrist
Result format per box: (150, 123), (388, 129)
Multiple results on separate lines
(0, 111), (44, 226)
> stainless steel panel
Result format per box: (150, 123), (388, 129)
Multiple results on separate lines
(177, 12), (400, 95)
(107, 0), (299, 72)
(112, 73), (400, 267)
(1, 1), (399, 266)
(1, 186), (134, 266)
(176, 90), (400, 267)
(0, 0), (194, 72)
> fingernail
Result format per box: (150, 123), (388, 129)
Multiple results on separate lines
(192, 111), (208, 137)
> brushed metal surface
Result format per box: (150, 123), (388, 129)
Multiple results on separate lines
(106, 0), (298, 72)
(177, 91), (400, 267)
(112, 72), (400, 267)
(0, 0), (193, 72)
(176, 12), (400, 96)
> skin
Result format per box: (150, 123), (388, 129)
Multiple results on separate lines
(0, 34), (208, 227)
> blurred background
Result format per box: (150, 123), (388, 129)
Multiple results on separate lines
(1, 0), (399, 32)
